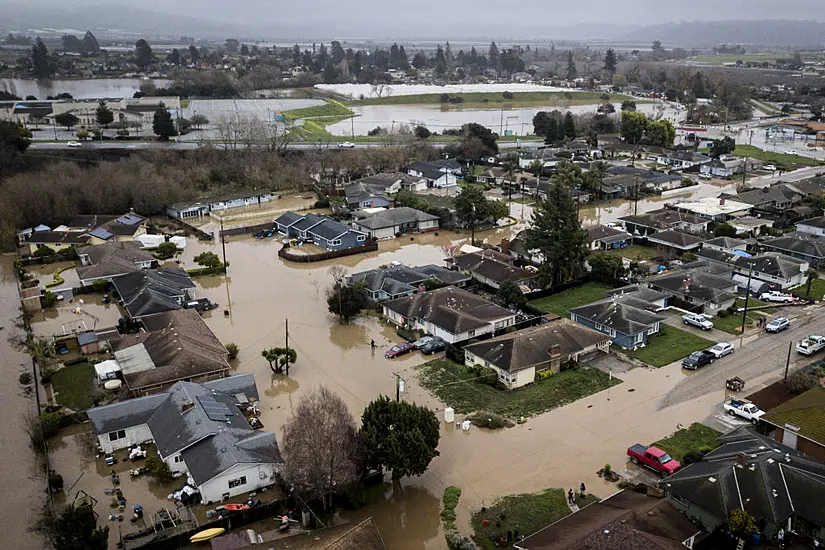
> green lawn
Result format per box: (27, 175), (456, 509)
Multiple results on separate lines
(711, 298), (776, 335)
(653, 423), (721, 463)
(350, 91), (634, 108)
(282, 99), (354, 121)
(732, 144), (823, 171)
(605, 245), (661, 262)
(799, 274), (825, 301)
(472, 489), (598, 550)
(415, 359), (620, 418)
(528, 282), (612, 319)
(626, 325), (715, 367)
(51, 362), (96, 411)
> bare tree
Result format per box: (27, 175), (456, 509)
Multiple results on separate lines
(281, 386), (360, 509)
(328, 265), (348, 285)
(440, 244), (459, 264)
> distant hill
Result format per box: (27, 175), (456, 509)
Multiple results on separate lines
(624, 20), (825, 48)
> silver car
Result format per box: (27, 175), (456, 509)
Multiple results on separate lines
(708, 342), (734, 358)
(765, 317), (790, 333)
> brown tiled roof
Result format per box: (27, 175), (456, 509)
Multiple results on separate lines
(76, 241), (154, 281)
(761, 386), (825, 445)
(453, 249), (534, 284)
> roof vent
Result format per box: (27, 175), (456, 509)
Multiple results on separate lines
(708, 477), (717, 483)
(749, 464), (756, 471)
(772, 489), (778, 497)
(220, 447), (226, 453)
(767, 458), (775, 464)
(785, 423), (801, 432)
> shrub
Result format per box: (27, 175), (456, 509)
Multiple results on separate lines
(535, 369), (555, 381)
(502, 91), (514, 99)
(225, 343), (239, 360)
(441, 486), (461, 524)
(145, 453), (173, 483)
(40, 411), (63, 439)
(603, 463), (612, 476)
(787, 371), (819, 394)
(314, 198), (330, 208)
(718, 310), (729, 318)
(682, 450), (704, 465)
(92, 280), (110, 292)
(154, 241), (178, 260)
(41, 291), (58, 308)
(445, 345), (465, 364)
(33, 246), (56, 258)
(18, 372), (32, 385)
(396, 327), (418, 342)
(467, 411), (514, 429)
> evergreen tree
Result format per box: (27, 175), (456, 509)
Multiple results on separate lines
(398, 45), (409, 69)
(61, 34), (84, 53)
(566, 50), (577, 81)
(135, 39), (153, 69)
(563, 111), (576, 138)
(525, 172), (588, 287)
(188, 44), (200, 64)
(53, 503), (109, 550)
(488, 41), (499, 71)
(603, 48), (618, 79)
(95, 101), (114, 127)
(31, 38), (54, 79)
(152, 103), (177, 140)
(81, 31), (100, 55)
(434, 45), (447, 76)
(168, 48), (181, 66)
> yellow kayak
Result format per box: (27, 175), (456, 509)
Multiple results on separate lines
(190, 527), (225, 543)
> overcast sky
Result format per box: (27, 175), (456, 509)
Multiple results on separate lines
(30, 0), (825, 29)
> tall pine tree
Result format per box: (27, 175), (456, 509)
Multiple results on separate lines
(566, 51), (577, 81)
(31, 38), (54, 78)
(603, 48), (617, 79)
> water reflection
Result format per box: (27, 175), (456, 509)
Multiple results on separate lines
(329, 322), (368, 351)
(265, 373), (300, 398)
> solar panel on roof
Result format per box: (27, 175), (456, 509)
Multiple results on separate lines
(89, 227), (114, 240)
(197, 395), (234, 421)
(115, 214), (143, 226)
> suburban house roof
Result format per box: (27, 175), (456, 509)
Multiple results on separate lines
(89, 374), (281, 485)
(453, 249), (534, 285)
(354, 207), (438, 230)
(344, 180), (395, 205)
(605, 285), (670, 303)
(647, 268), (738, 305)
(273, 211), (304, 228)
(383, 287), (514, 334)
(569, 296), (665, 335)
(409, 159), (460, 181)
(26, 231), (89, 245)
(720, 185), (802, 208)
(646, 230), (703, 249)
(798, 216), (825, 229)
(516, 490), (700, 550)
(169, 190), (272, 212)
(703, 236), (748, 250)
(763, 232), (825, 260)
(761, 387), (825, 447)
(463, 320), (609, 373)
(275, 212), (363, 241)
(289, 213), (325, 233)
(68, 213), (146, 239)
(619, 208), (706, 230)
(76, 241), (154, 281)
(310, 218), (355, 240)
(586, 225), (631, 244)
(671, 197), (752, 218)
(698, 249), (807, 280)
(665, 427), (825, 529)
(348, 264), (469, 296)
(112, 267), (195, 319)
(786, 177), (825, 196)
(110, 309), (229, 391)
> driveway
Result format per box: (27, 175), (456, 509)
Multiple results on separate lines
(663, 314), (732, 344)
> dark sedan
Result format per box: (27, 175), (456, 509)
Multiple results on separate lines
(421, 338), (447, 355)
(385, 342), (416, 359)
(682, 350), (715, 370)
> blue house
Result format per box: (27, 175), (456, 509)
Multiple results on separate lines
(568, 295), (664, 350)
(274, 212), (368, 251)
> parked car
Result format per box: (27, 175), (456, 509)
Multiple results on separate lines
(759, 290), (794, 303)
(707, 342), (734, 358)
(797, 335), (825, 355)
(682, 350), (715, 370)
(184, 298), (219, 312)
(723, 398), (764, 424)
(765, 317), (790, 333)
(66, 140), (82, 148)
(682, 312), (713, 331)
(784, 150), (796, 156)
(627, 444), (681, 477)
(384, 342), (416, 359)
(338, 141), (355, 148)
(421, 338), (447, 355)
(764, 164), (777, 171)
(699, 172), (712, 180)
(414, 336), (435, 349)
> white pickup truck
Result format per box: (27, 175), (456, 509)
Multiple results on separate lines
(759, 290), (794, 303)
(723, 398), (764, 423)
(797, 335), (825, 355)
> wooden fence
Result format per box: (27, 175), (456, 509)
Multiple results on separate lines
(278, 241), (378, 263)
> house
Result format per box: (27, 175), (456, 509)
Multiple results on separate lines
(700, 155), (764, 178)
(111, 268), (197, 320)
(353, 172), (428, 194)
(702, 236), (748, 253)
(586, 225), (631, 251)
(76, 241), (155, 285)
(166, 191), (275, 220)
(656, 151), (711, 170)
(730, 216), (774, 237)
(605, 285), (670, 309)
(797, 216), (825, 237)
(352, 207), (439, 240)
(619, 208), (709, 237)
(22, 231), (89, 255)
(407, 159), (461, 188)
(569, 295), (665, 350)
(344, 173), (410, 211)
(515, 490), (701, 550)
(382, 287), (517, 344)
(504, 231), (543, 265)
(670, 197), (752, 221)
(87, 374), (284, 504)
(347, 264), (470, 301)
(69, 213), (147, 245)
(646, 266), (738, 313)
(274, 212), (368, 251)
(763, 232), (825, 268)
(762, 387), (825, 462)
(463, 320), (610, 389)
(719, 184), (805, 222)
(109, 309), (230, 395)
(645, 230), (704, 253)
(666, 427), (825, 542)
(452, 249), (536, 290)
(698, 249), (808, 290)
(604, 166), (684, 193)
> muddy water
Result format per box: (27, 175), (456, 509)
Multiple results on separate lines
(0, 255), (46, 549)
(29, 292), (123, 337)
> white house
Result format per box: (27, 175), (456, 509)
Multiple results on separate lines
(87, 374), (283, 504)
(382, 287), (516, 344)
(352, 207), (440, 240)
(407, 160), (461, 188)
(797, 216), (825, 237)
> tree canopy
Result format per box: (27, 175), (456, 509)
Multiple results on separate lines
(95, 101), (114, 128)
(497, 280), (526, 308)
(603, 48), (618, 78)
(361, 396), (440, 480)
(710, 136), (736, 158)
(135, 39), (153, 69)
(588, 252), (625, 284)
(152, 103), (177, 140)
(620, 110), (648, 145)
(52, 504), (109, 550)
(193, 251), (221, 268)
(31, 38), (54, 79)
(327, 283), (369, 322)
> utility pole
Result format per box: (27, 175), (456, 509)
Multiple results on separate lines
(784, 341), (792, 382)
(470, 203), (476, 245)
(220, 219), (228, 273)
(350, 115), (355, 140)
(633, 175), (640, 216)
(285, 318), (289, 376)
(740, 262), (753, 335)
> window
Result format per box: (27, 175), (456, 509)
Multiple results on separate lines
(357, 235), (366, 242)
(634, 332), (644, 344)
(468, 330), (476, 337)
(173, 455), (183, 464)
(228, 476), (247, 489)
(332, 239), (342, 246)
(108, 430), (126, 442)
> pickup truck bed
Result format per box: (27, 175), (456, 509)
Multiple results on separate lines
(628, 443), (647, 456)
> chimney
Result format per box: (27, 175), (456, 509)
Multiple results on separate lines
(549, 344), (562, 362)
(720, 198), (726, 205)
(499, 239), (510, 253)
(737, 452), (748, 468)
(181, 401), (195, 414)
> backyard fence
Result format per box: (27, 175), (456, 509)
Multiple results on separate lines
(277, 242), (378, 263)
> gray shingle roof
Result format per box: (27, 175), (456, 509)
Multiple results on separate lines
(569, 296), (665, 336)
(619, 208), (706, 230)
(383, 287), (514, 334)
(763, 232), (825, 260)
(703, 236), (747, 250)
(586, 225), (631, 244)
(76, 241), (154, 281)
(27, 231), (89, 245)
(112, 267), (195, 319)
(798, 216), (825, 230)
(354, 207), (439, 230)
(647, 268), (738, 305)
(274, 211), (304, 228)
(309, 218), (353, 240)
(87, 393), (168, 434)
(453, 249), (534, 284)
(645, 230), (703, 249)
